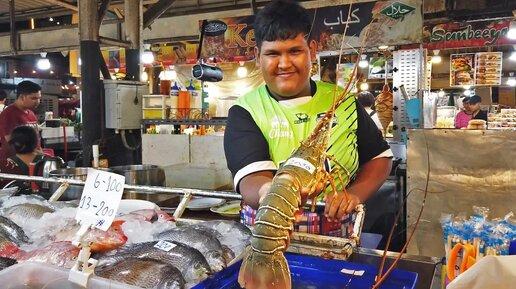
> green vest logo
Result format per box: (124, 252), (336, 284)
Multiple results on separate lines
(380, 2), (415, 20)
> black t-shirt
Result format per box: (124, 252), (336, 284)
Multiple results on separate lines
(224, 87), (390, 182)
(472, 110), (488, 122)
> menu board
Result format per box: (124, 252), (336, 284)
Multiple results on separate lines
(475, 52), (502, 86)
(450, 53), (475, 87)
(449, 52), (503, 87)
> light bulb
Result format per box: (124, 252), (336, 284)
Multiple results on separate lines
(360, 82), (369, 91)
(141, 50), (154, 64)
(507, 78), (516, 87)
(37, 52), (51, 70)
(358, 55), (368, 68)
(378, 45), (389, 50)
(438, 90), (445, 97)
(508, 22), (516, 40)
(510, 52), (516, 61)
(141, 71), (149, 82)
(431, 55), (442, 64)
(463, 85), (471, 90)
(237, 66), (248, 78)
(463, 89), (472, 96)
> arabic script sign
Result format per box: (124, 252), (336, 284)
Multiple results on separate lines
(380, 1), (416, 20)
(423, 20), (516, 49)
(200, 0), (422, 60)
(310, 0), (422, 50)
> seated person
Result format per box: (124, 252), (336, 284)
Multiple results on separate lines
(467, 95), (488, 122)
(455, 96), (472, 129)
(0, 126), (48, 189)
(357, 91), (383, 133)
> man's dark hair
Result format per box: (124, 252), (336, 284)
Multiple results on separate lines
(16, 80), (41, 98)
(9, 126), (39, 154)
(0, 90), (7, 101)
(254, 0), (311, 49)
(357, 91), (375, 108)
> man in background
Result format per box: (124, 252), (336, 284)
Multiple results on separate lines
(0, 90), (7, 112)
(467, 95), (488, 122)
(0, 81), (42, 163)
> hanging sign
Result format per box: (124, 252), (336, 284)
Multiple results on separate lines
(424, 20), (516, 50)
(200, 0), (422, 61)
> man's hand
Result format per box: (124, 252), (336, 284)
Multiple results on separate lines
(323, 192), (360, 222)
(300, 182), (325, 206)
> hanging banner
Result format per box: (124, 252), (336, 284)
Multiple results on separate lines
(310, 0), (422, 51)
(424, 20), (516, 50)
(101, 49), (126, 73)
(200, 0), (422, 61)
(154, 42), (199, 66)
(201, 16), (256, 62)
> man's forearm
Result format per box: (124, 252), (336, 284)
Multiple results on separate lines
(347, 157), (392, 202)
(239, 171), (274, 209)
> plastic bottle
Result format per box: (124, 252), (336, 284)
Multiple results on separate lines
(187, 80), (202, 119)
(170, 82), (180, 119)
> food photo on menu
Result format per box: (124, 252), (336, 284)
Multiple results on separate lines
(450, 53), (475, 86)
(475, 52), (502, 86)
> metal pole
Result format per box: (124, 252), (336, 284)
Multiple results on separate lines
(0, 173), (241, 200)
(79, 0), (102, 167)
(9, 0), (16, 55)
(124, 0), (142, 81)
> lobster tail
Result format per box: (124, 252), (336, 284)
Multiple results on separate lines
(238, 250), (291, 289)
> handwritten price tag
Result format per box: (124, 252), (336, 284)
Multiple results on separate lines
(75, 168), (125, 231)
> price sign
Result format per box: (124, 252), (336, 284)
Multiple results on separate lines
(154, 240), (177, 252)
(76, 168), (125, 231)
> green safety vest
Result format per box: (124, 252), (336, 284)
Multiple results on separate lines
(236, 81), (359, 192)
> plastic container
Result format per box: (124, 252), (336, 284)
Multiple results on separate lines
(177, 91), (190, 119)
(187, 80), (202, 119)
(0, 262), (141, 289)
(192, 253), (418, 289)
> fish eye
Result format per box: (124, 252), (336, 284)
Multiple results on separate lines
(71, 256), (77, 260)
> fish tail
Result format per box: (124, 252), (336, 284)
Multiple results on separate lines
(238, 248), (290, 289)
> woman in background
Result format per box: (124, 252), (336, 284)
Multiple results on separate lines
(357, 91), (383, 133)
(455, 96), (472, 129)
(0, 126), (47, 188)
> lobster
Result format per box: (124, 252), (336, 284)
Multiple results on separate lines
(238, 54), (359, 289)
(239, 1), (428, 288)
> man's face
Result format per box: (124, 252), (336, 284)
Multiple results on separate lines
(469, 102), (480, 112)
(256, 33), (315, 99)
(20, 92), (41, 110)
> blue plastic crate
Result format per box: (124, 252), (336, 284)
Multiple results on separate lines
(193, 253), (418, 289)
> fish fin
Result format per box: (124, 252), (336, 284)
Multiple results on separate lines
(238, 250), (290, 289)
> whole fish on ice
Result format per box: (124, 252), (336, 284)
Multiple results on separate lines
(0, 216), (30, 245)
(96, 240), (211, 285)
(156, 225), (227, 272)
(96, 257), (185, 289)
(10, 241), (80, 268)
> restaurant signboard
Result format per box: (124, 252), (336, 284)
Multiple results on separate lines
(424, 20), (516, 50)
(200, 0), (422, 61)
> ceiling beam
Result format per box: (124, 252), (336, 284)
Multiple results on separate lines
(98, 0), (112, 29)
(143, 0), (176, 28)
(41, 0), (79, 12)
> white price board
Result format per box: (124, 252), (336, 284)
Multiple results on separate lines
(75, 168), (125, 231)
